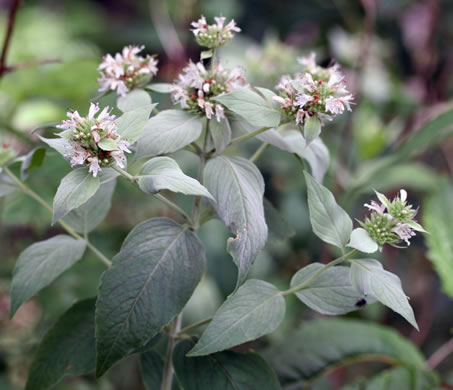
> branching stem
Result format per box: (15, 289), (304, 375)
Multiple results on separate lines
(228, 127), (270, 147)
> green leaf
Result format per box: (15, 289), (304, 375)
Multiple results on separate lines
(174, 340), (282, 390)
(52, 168), (100, 224)
(347, 228), (378, 253)
(117, 89), (152, 112)
(136, 110), (203, 159)
(209, 117), (231, 154)
(138, 157), (213, 200)
(0, 173), (18, 197)
(10, 235), (86, 317)
(0, 147), (17, 167)
(204, 156), (268, 287)
(20, 147), (46, 180)
(304, 171), (352, 248)
(282, 129), (330, 182)
(214, 88), (281, 128)
(264, 198), (295, 241)
(95, 218), (205, 376)
(63, 180), (116, 234)
(97, 138), (119, 151)
(25, 299), (96, 390)
(349, 258), (418, 329)
(188, 279), (285, 356)
(423, 181), (453, 299)
(147, 83), (173, 94)
(304, 116), (321, 144)
(115, 104), (156, 143)
(200, 49), (214, 60)
(291, 263), (373, 315)
(39, 135), (71, 157)
(264, 318), (425, 385)
(140, 351), (163, 390)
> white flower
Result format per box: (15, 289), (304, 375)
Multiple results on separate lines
(392, 223), (416, 245)
(204, 102), (214, 119)
(325, 97), (345, 115)
(191, 15), (208, 36)
(191, 15), (240, 48)
(87, 156), (101, 177)
(364, 200), (386, 215)
(215, 104), (225, 121)
(297, 52), (318, 72)
(295, 93), (313, 108)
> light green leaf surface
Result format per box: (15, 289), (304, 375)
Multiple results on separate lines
(347, 228), (378, 253)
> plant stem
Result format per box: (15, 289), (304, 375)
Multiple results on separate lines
(282, 249), (357, 296)
(112, 165), (193, 226)
(228, 127), (270, 147)
(0, 0), (22, 80)
(426, 337), (453, 369)
(192, 123), (209, 229)
(177, 317), (212, 336)
(3, 167), (112, 267)
(249, 143), (269, 162)
(161, 313), (182, 390)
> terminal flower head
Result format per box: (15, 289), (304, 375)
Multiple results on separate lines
(191, 15), (241, 49)
(273, 52), (353, 126)
(98, 45), (158, 96)
(57, 103), (131, 177)
(171, 61), (246, 121)
(361, 190), (426, 248)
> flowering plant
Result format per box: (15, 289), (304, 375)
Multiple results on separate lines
(4, 10), (452, 390)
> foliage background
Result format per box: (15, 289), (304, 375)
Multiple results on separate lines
(1, 0), (453, 388)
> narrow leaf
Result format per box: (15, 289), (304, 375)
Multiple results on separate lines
(147, 83), (173, 93)
(174, 340), (282, 390)
(136, 110), (203, 159)
(20, 147), (46, 180)
(209, 117), (231, 154)
(204, 156), (268, 287)
(25, 299), (96, 390)
(138, 157), (213, 200)
(97, 138), (119, 151)
(52, 168), (100, 224)
(349, 258), (418, 329)
(304, 171), (352, 248)
(347, 228), (378, 253)
(95, 218), (205, 376)
(10, 235), (86, 317)
(304, 116), (321, 144)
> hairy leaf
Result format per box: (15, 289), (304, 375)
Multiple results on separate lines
(52, 168), (100, 224)
(174, 340), (282, 390)
(347, 228), (378, 253)
(264, 198), (295, 241)
(349, 258), (418, 329)
(115, 106), (156, 144)
(209, 117), (231, 154)
(0, 173), (17, 197)
(189, 279), (285, 356)
(204, 156), (268, 286)
(138, 157), (213, 200)
(140, 351), (164, 390)
(20, 147), (46, 180)
(304, 171), (352, 248)
(10, 235), (86, 317)
(136, 110), (203, 159)
(304, 116), (321, 144)
(147, 83), (173, 93)
(117, 90), (152, 112)
(95, 218), (205, 376)
(291, 263), (372, 315)
(25, 299), (96, 390)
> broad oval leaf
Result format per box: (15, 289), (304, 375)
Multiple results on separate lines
(115, 105), (156, 143)
(174, 340), (282, 390)
(52, 168), (100, 224)
(10, 235), (86, 317)
(214, 88), (281, 128)
(39, 135), (71, 157)
(304, 115), (321, 144)
(188, 279), (285, 356)
(347, 228), (378, 253)
(291, 263), (373, 315)
(304, 171), (352, 248)
(204, 156), (268, 287)
(135, 110), (203, 159)
(209, 117), (231, 154)
(95, 218), (205, 376)
(117, 89), (152, 112)
(140, 351), (164, 390)
(264, 318), (425, 385)
(349, 258), (418, 329)
(25, 299), (96, 390)
(63, 180), (116, 234)
(138, 157), (213, 200)
(0, 173), (18, 197)
(97, 138), (119, 151)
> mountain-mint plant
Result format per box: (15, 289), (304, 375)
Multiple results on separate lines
(3, 14), (432, 390)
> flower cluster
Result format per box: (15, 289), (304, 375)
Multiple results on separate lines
(273, 53), (353, 125)
(98, 45), (158, 96)
(171, 61), (246, 121)
(191, 15), (241, 49)
(361, 190), (425, 247)
(57, 103), (131, 177)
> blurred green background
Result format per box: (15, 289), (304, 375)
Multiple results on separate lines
(1, 0), (453, 389)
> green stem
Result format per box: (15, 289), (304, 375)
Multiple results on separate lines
(3, 167), (112, 267)
(161, 313), (182, 390)
(177, 317), (212, 336)
(282, 249), (357, 296)
(192, 123), (209, 229)
(249, 143), (270, 162)
(293, 153), (307, 170)
(228, 127), (270, 147)
(112, 165), (193, 226)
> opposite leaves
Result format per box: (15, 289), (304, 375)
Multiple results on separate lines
(304, 171), (352, 249)
(188, 279), (285, 356)
(204, 156), (268, 287)
(95, 218), (205, 376)
(10, 235), (86, 317)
